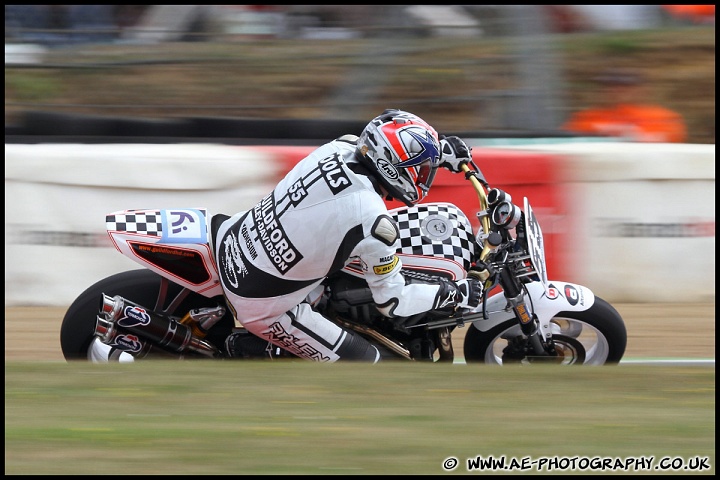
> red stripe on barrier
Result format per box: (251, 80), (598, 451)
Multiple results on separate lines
(417, 149), (574, 280)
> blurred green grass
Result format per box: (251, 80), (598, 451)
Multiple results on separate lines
(5, 361), (715, 475)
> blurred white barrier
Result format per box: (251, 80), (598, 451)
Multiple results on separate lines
(5, 144), (279, 306)
(496, 142), (715, 303)
(5, 43), (46, 65)
(4, 142), (716, 306)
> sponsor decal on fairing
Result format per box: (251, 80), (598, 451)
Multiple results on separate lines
(160, 209), (207, 244)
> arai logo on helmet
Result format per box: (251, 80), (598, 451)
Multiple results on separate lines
(376, 158), (399, 179)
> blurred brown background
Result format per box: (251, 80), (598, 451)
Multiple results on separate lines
(4, 303), (717, 362)
(4, 5), (716, 144)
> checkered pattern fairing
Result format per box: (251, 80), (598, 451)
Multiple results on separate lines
(106, 210), (162, 237)
(391, 203), (478, 271)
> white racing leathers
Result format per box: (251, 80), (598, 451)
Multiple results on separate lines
(215, 137), (451, 362)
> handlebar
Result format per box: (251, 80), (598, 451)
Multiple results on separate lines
(460, 163), (493, 264)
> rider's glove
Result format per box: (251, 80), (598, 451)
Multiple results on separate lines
(434, 277), (483, 310)
(439, 135), (472, 173)
(455, 277), (483, 309)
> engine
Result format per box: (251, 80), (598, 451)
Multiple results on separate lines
(323, 272), (383, 324)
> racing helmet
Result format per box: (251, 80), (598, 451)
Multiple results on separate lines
(357, 109), (441, 207)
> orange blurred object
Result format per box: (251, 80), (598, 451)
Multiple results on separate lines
(663, 5), (716, 22)
(564, 68), (688, 143)
(563, 104), (688, 143)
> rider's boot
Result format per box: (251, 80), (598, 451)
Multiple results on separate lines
(224, 329), (275, 359)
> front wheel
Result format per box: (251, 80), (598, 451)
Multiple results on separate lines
(463, 297), (627, 365)
(60, 269), (233, 362)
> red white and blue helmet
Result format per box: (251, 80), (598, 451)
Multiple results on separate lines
(357, 109), (441, 207)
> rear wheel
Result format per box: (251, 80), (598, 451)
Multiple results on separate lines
(60, 269), (232, 362)
(463, 297), (627, 365)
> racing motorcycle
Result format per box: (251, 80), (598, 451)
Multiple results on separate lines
(60, 161), (627, 365)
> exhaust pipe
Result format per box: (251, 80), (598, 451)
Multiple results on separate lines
(334, 317), (412, 360)
(95, 294), (220, 358)
(95, 314), (174, 359)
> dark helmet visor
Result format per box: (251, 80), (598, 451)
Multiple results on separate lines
(416, 161), (438, 196)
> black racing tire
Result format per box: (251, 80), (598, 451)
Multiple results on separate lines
(60, 269), (232, 361)
(463, 296), (627, 365)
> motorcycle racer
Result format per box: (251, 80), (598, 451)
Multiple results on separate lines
(215, 109), (483, 362)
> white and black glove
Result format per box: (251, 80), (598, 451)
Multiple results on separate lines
(434, 277), (484, 310)
(439, 135), (472, 173)
(455, 277), (483, 309)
